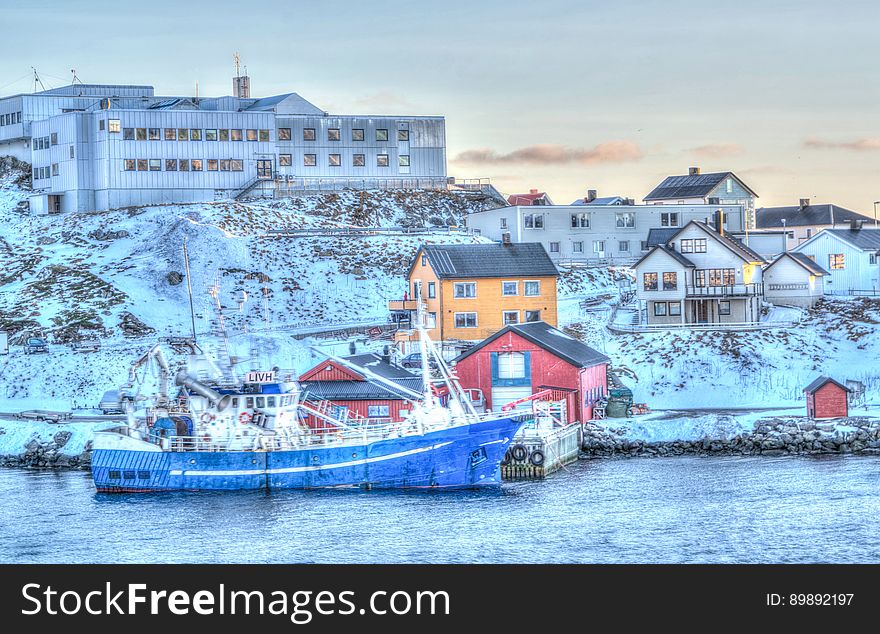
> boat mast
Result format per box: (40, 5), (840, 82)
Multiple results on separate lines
(183, 238), (197, 343)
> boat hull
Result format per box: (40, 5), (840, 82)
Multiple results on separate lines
(92, 416), (525, 491)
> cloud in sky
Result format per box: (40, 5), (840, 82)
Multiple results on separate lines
(452, 141), (642, 166)
(688, 143), (744, 158)
(804, 137), (880, 151)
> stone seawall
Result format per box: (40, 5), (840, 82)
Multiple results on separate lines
(582, 417), (880, 458)
(0, 431), (91, 469)
(0, 421), (99, 469)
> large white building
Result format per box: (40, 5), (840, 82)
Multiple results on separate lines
(0, 78), (446, 213)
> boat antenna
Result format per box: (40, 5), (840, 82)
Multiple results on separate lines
(183, 237), (197, 343)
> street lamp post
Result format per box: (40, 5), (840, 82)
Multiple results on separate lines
(873, 201), (879, 227)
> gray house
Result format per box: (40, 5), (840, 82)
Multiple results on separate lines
(466, 203), (744, 265)
(791, 227), (880, 295)
(755, 198), (875, 250)
(634, 220), (766, 325)
(644, 166), (758, 229)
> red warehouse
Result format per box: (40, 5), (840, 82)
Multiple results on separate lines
(452, 321), (610, 422)
(298, 353), (422, 429)
(804, 376), (850, 419)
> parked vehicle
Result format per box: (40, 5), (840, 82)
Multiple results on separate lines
(72, 339), (101, 353)
(400, 352), (438, 370)
(24, 337), (49, 355)
(99, 389), (124, 415)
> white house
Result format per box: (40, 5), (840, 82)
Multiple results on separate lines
(792, 227), (880, 295)
(644, 166), (758, 229)
(763, 252), (829, 308)
(633, 219), (766, 325)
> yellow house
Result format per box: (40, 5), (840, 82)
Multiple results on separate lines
(389, 242), (559, 343)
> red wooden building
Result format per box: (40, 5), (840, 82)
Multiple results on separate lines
(298, 353), (422, 429)
(452, 321), (610, 422)
(804, 376), (850, 419)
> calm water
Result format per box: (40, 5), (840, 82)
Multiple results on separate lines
(2, 456), (879, 563)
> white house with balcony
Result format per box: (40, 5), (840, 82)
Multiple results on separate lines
(633, 220), (767, 325)
(791, 226), (880, 295)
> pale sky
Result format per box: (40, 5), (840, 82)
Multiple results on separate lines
(2, 0), (879, 213)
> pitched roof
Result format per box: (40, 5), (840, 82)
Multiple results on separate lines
(689, 221), (767, 264)
(819, 228), (880, 252)
(632, 244), (696, 270)
(644, 171), (756, 201)
(803, 376), (850, 394)
(756, 204), (872, 229)
(343, 353), (418, 380)
(299, 379), (422, 401)
(570, 196), (628, 206)
(645, 228), (679, 248)
(767, 252), (829, 276)
(414, 243), (558, 279)
(453, 321), (610, 369)
(507, 192), (551, 206)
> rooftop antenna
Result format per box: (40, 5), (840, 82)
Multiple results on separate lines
(31, 67), (46, 92)
(70, 68), (81, 85)
(234, 52), (241, 79)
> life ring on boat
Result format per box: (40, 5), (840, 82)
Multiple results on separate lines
(500, 450), (512, 466)
(529, 449), (545, 466)
(200, 413), (215, 424)
(239, 411), (252, 425)
(510, 444), (528, 462)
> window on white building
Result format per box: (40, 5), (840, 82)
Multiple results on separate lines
(661, 212), (678, 227)
(615, 212), (635, 228)
(524, 214), (544, 228)
(353, 154), (365, 167)
(328, 154), (341, 167)
(829, 254), (845, 270)
(572, 241), (583, 253)
(399, 155), (410, 167)
(376, 129), (389, 142)
(352, 128), (364, 141)
(328, 128), (340, 141)
(571, 213), (590, 228)
(398, 129), (409, 141)
(304, 154), (317, 167)
(549, 242), (560, 253)
(619, 240), (630, 252)
(108, 119), (121, 133)
(377, 154), (389, 167)
(279, 154), (292, 166)
(148, 159), (161, 171)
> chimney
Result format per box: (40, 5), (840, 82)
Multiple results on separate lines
(713, 209), (725, 236)
(799, 198), (810, 210)
(689, 166), (701, 176)
(587, 189), (598, 202)
(348, 341), (356, 355)
(529, 188), (538, 195)
(382, 345), (391, 364)
(501, 231), (512, 246)
(850, 219), (864, 231)
(625, 198), (635, 206)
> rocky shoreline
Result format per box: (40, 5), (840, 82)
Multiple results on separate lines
(0, 430), (91, 469)
(582, 417), (880, 458)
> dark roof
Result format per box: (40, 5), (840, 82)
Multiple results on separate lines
(632, 244), (696, 269)
(690, 221), (767, 264)
(415, 243), (558, 279)
(756, 204), (872, 229)
(803, 376), (850, 394)
(343, 353), (418, 380)
(645, 228), (679, 248)
(507, 192), (551, 205)
(644, 171), (757, 201)
(767, 252), (829, 276)
(453, 321), (610, 369)
(820, 228), (880, 251)
(570, 196), (628, 206)
(300, 378), (423, 401)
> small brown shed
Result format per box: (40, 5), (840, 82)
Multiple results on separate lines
(804, 376), (850, 419)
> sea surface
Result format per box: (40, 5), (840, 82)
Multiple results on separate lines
(2, 456), (879, 563)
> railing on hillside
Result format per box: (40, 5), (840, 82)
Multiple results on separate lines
(556, 256), (638, 268)
(607, 319), (798, 334)
(685, 283), (762, 297)
(264, 226), (477, 238)
(825, 289), (880, 297)
(271, 177), (449, 193)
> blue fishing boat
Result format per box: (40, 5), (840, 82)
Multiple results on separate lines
(92, 330), (527, 492)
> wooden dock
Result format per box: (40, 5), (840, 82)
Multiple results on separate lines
(501, 423), (581, 480)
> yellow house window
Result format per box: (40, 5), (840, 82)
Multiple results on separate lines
(524, 280), (540, 296)
(454, 283), (476, 298)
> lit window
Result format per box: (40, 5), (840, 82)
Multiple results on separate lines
(136, 159), (148, 171)
(148, 128), (160, 140)
(207, 159), (218, 171)
(205, 129), (218, 141)
(108, 119), (121, 133)
(230, 129), (243, 141)
(454, 312), (477, 328)
(259, 129), (270, 142)
(304, 154), (317, 167)
(502, 311), (519, 325)
(502, 281), (518, 296)
(191, 159), (203, 171)
(353, 154), (365, 167)
(328, 128), (340, 141)
(497, 352), (525, 378)
(398, 129), (409, 141)
(279, 154), (292, 166)
(376, 129), (389, 142)
(164, 128), (177, 141)
(165, 159), (177, 171)
(303, 128), (316, 141)
(399, 155), (410, 167)
(328, 154), (341, 167)
(246, 129), (258, 141)
(352, 128), (364, 141)
(829, 254), (845, 270)
(148, 159), (161, 171)
(663, 272), (677, 290)
(454, 283), (477, 298)
(377, 154), (389, 167)
(124, 159), (136, 171)
(643, 273), (658, 291)
(278, 128), (291, 141)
